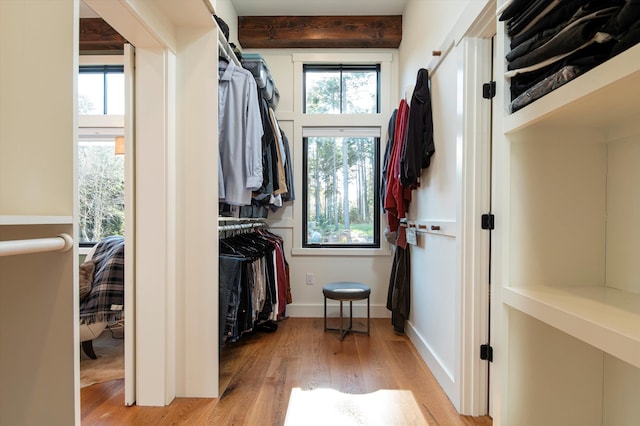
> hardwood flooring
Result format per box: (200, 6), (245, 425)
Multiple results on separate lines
(81, 318), (492, 425)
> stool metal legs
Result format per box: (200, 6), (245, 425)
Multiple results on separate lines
(324, 296), (370, 340)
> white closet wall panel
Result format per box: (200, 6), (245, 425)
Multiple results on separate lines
(507, 310), (603, 426)
(603, 355), (640, 424)
(0, 0), (75, 217)
(410, 235), (458, 378)
(509, 136), (607, 288)
(606, 137), (640, 294)
(407, 32), (461, 409)
(0, 1), (78, 424)
(414, 51), (458, 220)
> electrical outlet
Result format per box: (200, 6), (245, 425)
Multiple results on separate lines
(306, 273), (314, 285)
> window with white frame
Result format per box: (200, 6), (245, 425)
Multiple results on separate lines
(303, 127), (380, 248)
(292, 53), (392, 253)
(78, 64), (125, 245)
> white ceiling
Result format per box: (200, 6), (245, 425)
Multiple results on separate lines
(228, 0), (408, 16)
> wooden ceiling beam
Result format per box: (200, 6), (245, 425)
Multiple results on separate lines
(238, 15), (402, 49)
(79, 18), (127, 52)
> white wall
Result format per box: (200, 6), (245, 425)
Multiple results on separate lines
(398, 0), (470, 101)
(0, 0), (78, 424)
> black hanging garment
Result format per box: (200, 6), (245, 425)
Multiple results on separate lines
(386, 245), (411, 335)
(400, 68), (435, 189)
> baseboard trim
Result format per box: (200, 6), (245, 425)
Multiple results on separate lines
(406, 321), (460, 410)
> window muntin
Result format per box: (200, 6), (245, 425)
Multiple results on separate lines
(303, 64), (380, 114)
(303, 128), (380, 248)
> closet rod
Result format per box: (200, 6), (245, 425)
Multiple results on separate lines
(218, 221), (267, 232)
(0, 233), (73, 257)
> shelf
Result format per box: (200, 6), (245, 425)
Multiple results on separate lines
(0, 216), (73, 226)
(504, 42), (640, 135)
(503, 285), (640, 368)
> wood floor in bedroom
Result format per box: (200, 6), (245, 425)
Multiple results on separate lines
(81, 317), (492, 425)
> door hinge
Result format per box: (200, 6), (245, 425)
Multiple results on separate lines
(480, 344), (493, 362)
(482, 81), (496, 99)
(481, 213), (495, 230)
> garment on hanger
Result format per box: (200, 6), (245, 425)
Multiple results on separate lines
(219, 75), (295, 219)
(386, 245), (411, 335)
(218, 60), (264, 206)
(400, 68), (435, 189)
(380, 108), (398, 213)
(384, 98), (411, 244)
(218, 228), (291, 346)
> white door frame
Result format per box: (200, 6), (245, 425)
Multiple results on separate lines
(458, 35), (493, 416)
(83, 0), (221, 406)
(450, 0), (496, 416)
(123, 42), (136, 406)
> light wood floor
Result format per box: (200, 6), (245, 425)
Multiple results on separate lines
(81, 318), (492, 425)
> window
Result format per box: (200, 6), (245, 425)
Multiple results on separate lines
(299, 60), (385, 251)
(78, 65), (124, 115)
(304, 64), (380, 114)
(78, 136), (125, 243)
(303, 128), (380, 248)
(78, 64), (125, 245)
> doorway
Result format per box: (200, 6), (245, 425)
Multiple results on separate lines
(78, 7), (136, 406)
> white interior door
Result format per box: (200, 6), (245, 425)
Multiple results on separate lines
(123, 42), (136, 406)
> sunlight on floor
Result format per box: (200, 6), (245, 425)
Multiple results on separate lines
(284, 388), (429, 425)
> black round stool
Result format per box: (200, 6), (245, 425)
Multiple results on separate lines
(322, 281), (371, 340)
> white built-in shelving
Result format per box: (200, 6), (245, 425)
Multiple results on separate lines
(504, 42), (640, 134)
(497, 5), (640, 424)
(0, 215), (74, 226)
(503, 285), (640, 369)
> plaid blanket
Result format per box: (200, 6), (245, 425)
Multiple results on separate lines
(79, 236), (125, 325)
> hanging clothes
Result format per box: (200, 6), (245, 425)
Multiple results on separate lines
(382, 67), (437, 333)
(218, 227), (291, 346)
(401, 68), (435, 189)
(386, 245), (411, 335)
(280, 131), (295, 203)
(384, 98), (411, 245)
(380, 108), (398, 213)
(218, 60), (264, 206)
(219, 70), (295, 219)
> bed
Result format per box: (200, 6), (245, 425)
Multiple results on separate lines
(79, 235), (125, 359)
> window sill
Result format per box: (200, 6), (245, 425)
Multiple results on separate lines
(291, 245), (392, 257)
(79, 246), (94, 256)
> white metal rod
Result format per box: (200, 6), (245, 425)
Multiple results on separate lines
(0, 233), (73, 257)
(219, 222), (266, 232)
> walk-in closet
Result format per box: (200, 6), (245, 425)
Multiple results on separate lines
(2, 0), (640, 425)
